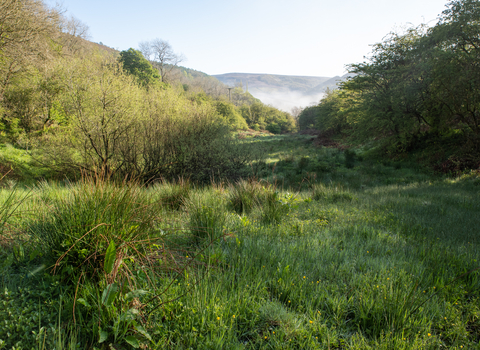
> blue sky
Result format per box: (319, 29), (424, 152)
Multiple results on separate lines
(51, 0), (448, 77)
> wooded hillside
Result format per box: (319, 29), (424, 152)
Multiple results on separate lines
(0, 0), (296, 182)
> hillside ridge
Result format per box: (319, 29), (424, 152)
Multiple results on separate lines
(213, 72), (352, 111)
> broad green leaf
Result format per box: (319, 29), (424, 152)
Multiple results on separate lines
(101, 283), (118, 306)
(76, 298), (91, 307)
(98, 329), (108, 343)
(125, 289), (148, 302)
(134, 324), (153, 341)
(13, 245), (24, 261)
(29, 248), (41, 261)
(27, 264), (46, 278)
(104, 240), (116, 274)
(125, 335), (140, 348)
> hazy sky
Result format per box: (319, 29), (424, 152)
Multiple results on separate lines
(50, 0), (449, 77)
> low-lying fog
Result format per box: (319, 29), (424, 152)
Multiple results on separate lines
(249, 90), (325, 113)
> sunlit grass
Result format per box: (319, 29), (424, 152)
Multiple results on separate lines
(1, 135), (479, 349)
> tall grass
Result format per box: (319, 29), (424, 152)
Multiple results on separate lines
(227, 179), (264, 215)
(153, 177), (192, 210)
(28, 178), (162, 281)
(185, 188), (228, 245)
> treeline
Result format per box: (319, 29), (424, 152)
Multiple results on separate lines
(0, 0), (295, 182)
(298, 0), (480, 168)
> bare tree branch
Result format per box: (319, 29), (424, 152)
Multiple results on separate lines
(138, 38), (185, 83)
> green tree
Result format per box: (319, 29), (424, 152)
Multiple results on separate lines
(40, 55), (142, 177)
(118, 48), (160, 88)
(346, 27), (428, 143)
(214, 100), (248, 130)
(0, 0), (61, 138)
(423, 0), (480, 140)
(239, 101), (296, 133)
(298, 105), (319, 131)
(312, 89), (356, 135)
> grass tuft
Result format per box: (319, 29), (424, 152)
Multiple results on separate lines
(154, 177), (192, 210)
(28, 178), (161, 282)
(227, 179), (264, 215)
(186, 189), (227, 245)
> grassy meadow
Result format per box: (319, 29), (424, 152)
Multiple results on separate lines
(0, 134), (479, 349)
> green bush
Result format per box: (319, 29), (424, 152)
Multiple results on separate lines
(313, 160), (332, 173)
(266, 122), (281, 134)
(140, 90), (253, 183)
(36, 58), (254, 184)
(297, 156), (310, 173)
(344, 149), (356, 169)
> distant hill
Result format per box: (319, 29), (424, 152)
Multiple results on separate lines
(308, 74), (356, 93)
(213, 73), (352, 112)
(213, 73), (331, 94)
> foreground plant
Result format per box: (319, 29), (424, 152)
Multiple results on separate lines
(27, 178), (167, 347)
(75, 241), (154, 348)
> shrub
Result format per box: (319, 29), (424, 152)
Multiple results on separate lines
(140, 90), (253, 183)
(344, 149), (356, 169)
(313, 160), (332, 173)
(37, 58), (254, 184)
(297, 156), (310, 173)
(266, 122), (281, 134)
(251, 160), (269, 177)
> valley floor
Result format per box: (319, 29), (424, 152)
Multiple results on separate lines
(1, 135), (479, 349)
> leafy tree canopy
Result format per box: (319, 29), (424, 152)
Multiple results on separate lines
(304, 0), (480, 167)
(118, 48), (161, 88)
